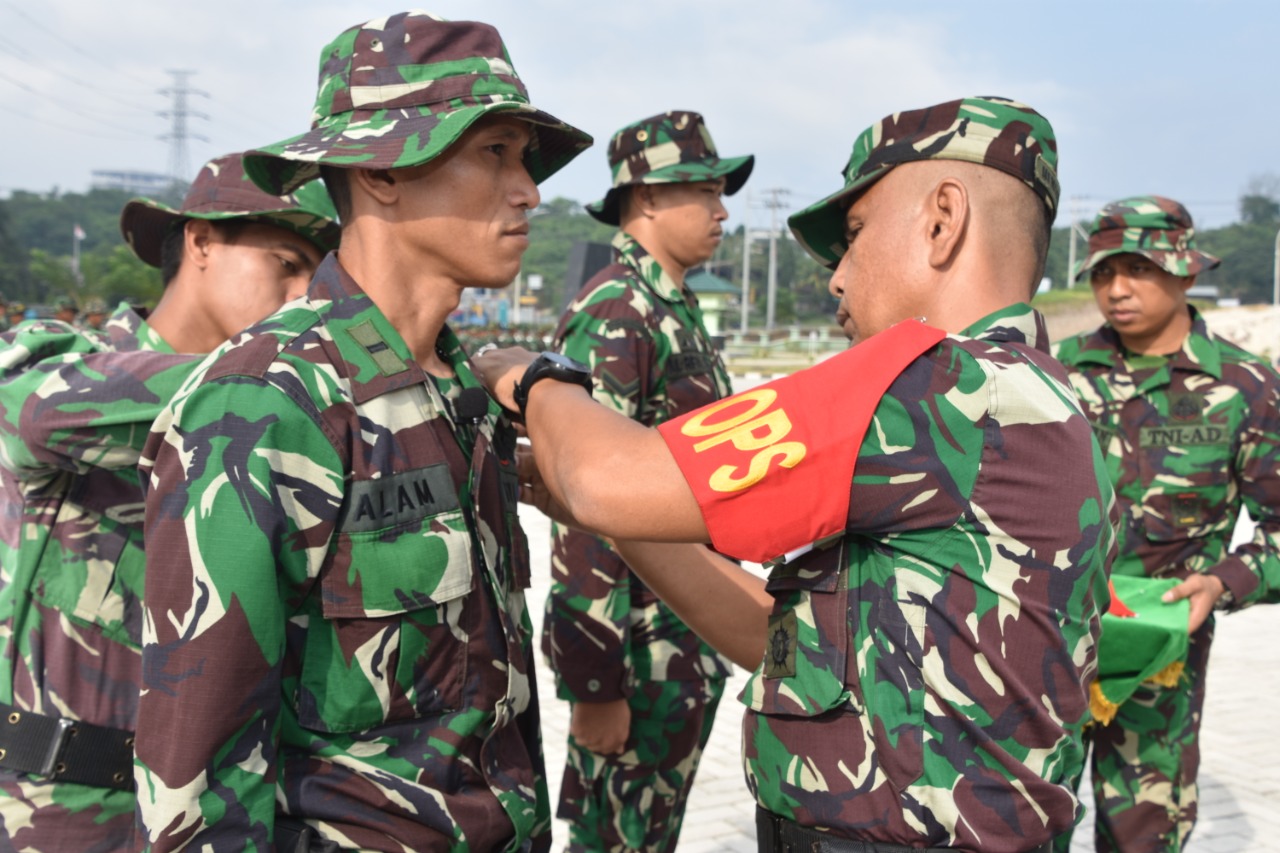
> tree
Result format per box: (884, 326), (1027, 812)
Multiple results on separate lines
(27, 248), (76, 301)
(1240, 174), (1280, 225)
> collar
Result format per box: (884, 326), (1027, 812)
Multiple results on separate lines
(102, 304), (175, 353)
(612, 230), (686, 304)
(307, 253), (491, 408)
(957, 302), (1051, 352)
(1066, 306), (1222, 380)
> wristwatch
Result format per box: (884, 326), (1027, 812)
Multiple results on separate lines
(512, 351), (593, 420)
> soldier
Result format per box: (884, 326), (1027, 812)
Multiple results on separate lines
(52, 296), (77, 324)
(475, 96), (1114, 853)
(0, 153), (338, 852)
(81, 298), (109, 331)
(1054, 196), (1280, 853)
(6, 302), (26, 328)
(544, 110), (751, 853)
(134, 12), (590, 852)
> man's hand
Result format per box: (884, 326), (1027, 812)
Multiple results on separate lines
(1163, 573), (1226, 633)
(471, 345), (538, 412)
(569, 699), (631, 755)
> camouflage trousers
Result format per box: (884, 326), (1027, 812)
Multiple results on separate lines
(556, 676), (725, 853)
(0, 773), (137, 853)
(1057, 619), (1214, 853)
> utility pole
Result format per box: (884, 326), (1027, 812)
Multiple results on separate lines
(158, 70), (209, 191)
(1065, 195), (1092, 288)
(761, 188), (790, 332)
(739, 189), (751, 331)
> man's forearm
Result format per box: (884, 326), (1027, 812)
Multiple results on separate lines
(612, 539), (768, 670)
(524, 381), (708, 542)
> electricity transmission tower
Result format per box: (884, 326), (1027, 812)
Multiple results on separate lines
(158, 70), (209, 191)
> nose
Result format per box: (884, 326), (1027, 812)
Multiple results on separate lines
(828, 252), (851, 299)
(714, 197), (729, 221)
(512, 164), (540, 210)
(1105, 274), (1135, 300)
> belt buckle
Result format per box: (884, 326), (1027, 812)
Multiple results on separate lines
(37, 717), (75, 778)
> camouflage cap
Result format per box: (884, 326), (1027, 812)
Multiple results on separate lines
(243, 11), (592, 196)
(789, 96), (1060, 269)
(120, 153), (340, 269)
(585, 110), (754, 225)
(53, 295), (78, 312)
(1075, 195), (1220, 281)
(83, 298), (109, 316)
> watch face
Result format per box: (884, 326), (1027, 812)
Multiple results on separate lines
(542, 351), (587, 372)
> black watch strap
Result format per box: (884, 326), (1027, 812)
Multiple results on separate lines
(513, 352), (592, 420)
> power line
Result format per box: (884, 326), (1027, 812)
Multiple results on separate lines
(3, 1), (156, 89)
(0, 68), (152, 138)
(0, 39), (157, 115)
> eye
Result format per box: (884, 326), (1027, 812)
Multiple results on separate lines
(844, 226), (861, 244)
(278, 256), (300, 275)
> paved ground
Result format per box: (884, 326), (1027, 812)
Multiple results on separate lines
(522, 304), (1280, 852)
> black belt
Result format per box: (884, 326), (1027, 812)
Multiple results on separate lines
(756, 809), (1052, 853)
(0, 702), (134, 791)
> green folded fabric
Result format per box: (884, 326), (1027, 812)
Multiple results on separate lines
(1091, 575), (1190, 725)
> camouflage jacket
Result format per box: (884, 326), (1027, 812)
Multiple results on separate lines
(0, 309), (197, 849)
(136, 254), (548, 853)
(1055, 308), (1280, 606)
(740, 304), (1114, 852)
(546, 231), (733, 702)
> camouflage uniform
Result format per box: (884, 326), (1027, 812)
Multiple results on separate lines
(548, 232), (737, 852)
(0, 154), (337, 853)
(544, 110), (749, 853)
(0, 307), (198, 851)
(1055, 197), (1280, 852)
(719, 304), (1110, 852)
(722, 97), (1110, 852)
(137, 257), (551, 851)
(135, 12), (591, 852)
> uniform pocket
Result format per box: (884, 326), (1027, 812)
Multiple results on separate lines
(294, 508), (475, 733)
(1139, 472), (1232, 542)
(863, 601), (925, 793)
(741, 541), (852, 716)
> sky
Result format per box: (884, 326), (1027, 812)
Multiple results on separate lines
(0, 0), (1274, 234)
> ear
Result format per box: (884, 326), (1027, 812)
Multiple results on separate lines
(350, 168), (400, 207)
(924, 177), (969, 269)
(631, 184), (662, 218)
(184, 219), (216, 270)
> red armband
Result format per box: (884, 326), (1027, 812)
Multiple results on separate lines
(657, 320), (945, 563)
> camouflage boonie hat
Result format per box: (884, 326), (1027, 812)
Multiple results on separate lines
(244, 10), (592, 196)
(53, 295), (78, 312)
(789, 96), (1060, 269)
(1074, 195), (1220, 281)
(585, 110), (754, 225)
(83, 298), (109, 316)
(120, 153), (340, 269)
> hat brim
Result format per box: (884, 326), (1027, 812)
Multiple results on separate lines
(119, 200), (183, 268)
(245, 101), (592, 196)
(1073, 247), (1222, 282)
(787, 165), (896, 270)
(586, 154), (754, 226)
(119, 192), (342, 269)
